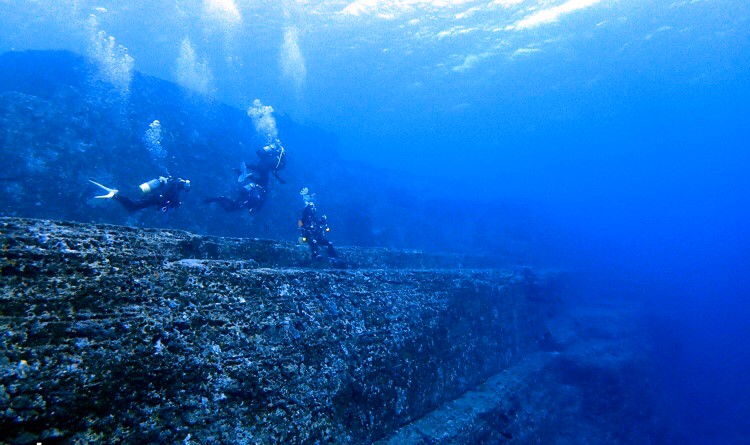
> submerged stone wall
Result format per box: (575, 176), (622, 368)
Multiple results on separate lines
(0, 218), (558, 444)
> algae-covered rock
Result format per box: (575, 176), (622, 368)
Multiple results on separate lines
(1, 217), (559, 444)
(1, 217), (655, 444)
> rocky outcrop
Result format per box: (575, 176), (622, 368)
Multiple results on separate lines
(378, 304), (657, 444)
(0, 218), (654, 444)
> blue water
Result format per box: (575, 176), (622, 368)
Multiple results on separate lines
(2, 1), (749, 443)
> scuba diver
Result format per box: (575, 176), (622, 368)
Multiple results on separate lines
(89, 176), (190, 213)
(237, 143), (287, 186)
(205, 143), (286, 215)
(203, 179), (267, 214)
(89, 176), (191, 213)
(298, 187), (338, 261)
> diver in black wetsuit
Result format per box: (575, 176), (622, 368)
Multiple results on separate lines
(89, 176), (191, 213)
(203, 181), (267, 214)
(204, 144), (286, 215)
(298, 188), (337, 261)
(239, 143), (287, 186)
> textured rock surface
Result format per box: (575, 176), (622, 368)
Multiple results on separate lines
(1, 218), (655, 444)
(378, 303), (657, 444)
(1, 217), (559, 444)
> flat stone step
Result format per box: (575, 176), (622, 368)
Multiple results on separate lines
(1, 217), (515, 270)
(375, 352), (556, 445)
(377, 302), (655, 445)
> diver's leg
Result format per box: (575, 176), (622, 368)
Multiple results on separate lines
(114, 196), (151, 212)
(325, 241), (337, 259)
(318, 237), (337, 258)
(308, 240), (320, 259)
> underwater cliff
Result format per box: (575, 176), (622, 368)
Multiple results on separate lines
(3, 0), (748, 441)
(0, 48), (661, 445)
(1, 217), (656, 444)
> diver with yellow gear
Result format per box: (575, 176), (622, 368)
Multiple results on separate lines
(298, 187), (337, 261)
(89, 175), (191, 213)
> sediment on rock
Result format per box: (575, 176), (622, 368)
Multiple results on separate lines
(1, 218), (652, 445)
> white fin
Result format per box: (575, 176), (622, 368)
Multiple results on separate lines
(238, 163), (248, 183)
(88, 180), (119, 199)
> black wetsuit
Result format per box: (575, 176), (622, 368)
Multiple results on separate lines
(246, 147), (286, 185)
(206, 147), (283, 214)
(114, 178), (188, 213)
(299, 203), (336, 259)
(204, 182), (267, 213)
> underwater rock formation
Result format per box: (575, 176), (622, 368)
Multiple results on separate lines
(0, 218), (655, 444)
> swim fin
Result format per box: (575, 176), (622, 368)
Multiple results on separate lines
(238, 162), (249, 183)
(89, 180), (119, 199)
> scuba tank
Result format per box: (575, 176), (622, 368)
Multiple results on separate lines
(139, 176), (168, 194)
